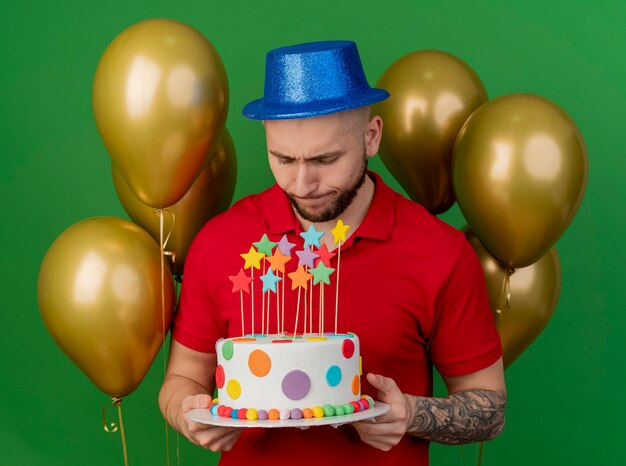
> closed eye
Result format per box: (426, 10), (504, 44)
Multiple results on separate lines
(311, 157), (338, 166)
(274, 155), (294, 165)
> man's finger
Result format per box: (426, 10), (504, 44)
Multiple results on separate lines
(182, 394), (212, 412)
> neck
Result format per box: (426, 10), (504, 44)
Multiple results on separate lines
(296, 174), (375, 250)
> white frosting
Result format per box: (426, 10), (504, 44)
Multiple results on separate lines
(216, 333), (361, 411)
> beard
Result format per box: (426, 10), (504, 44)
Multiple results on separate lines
(288, 156), (369, 223)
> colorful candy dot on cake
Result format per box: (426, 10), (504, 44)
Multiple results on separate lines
(302, 408), (314, 419)
(334, 405), (345, 416)
(291, 408), (303, 420)
(237, 408), (248, 420)
(358, 400), (369, 411)
(222, 340), (234, 360)
(215, 365), (225, 388)
(361, 395), (374, 408)
(246, 408), (258, 421)
(271, 339), (293, 344)
(350, 401), (361, 413)
(307, 336), (328, 341)
(323, 404), (335, 417)
(268, 409), (280, 420)
(248, 349), (272, 377)
(279, 409), (291, 420)
(257, 409), (268, 421)
(231, 409), (239, 419)
(227, 379), (241, 399)
(223, 406), (233, 418)
(326, 365), (342, 387)
(210, 404), (219, 416)
(342, 403), (354, 414)
(281, 370), (311, 400)
(342, 339), (355, 358)
(312, 406), (324, 418)
(352, 375), (360, 395)
(217, 405), (226, 417)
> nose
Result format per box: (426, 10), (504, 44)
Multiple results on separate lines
(293, 162), (318, 197)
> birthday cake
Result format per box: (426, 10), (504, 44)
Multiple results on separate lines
(211, 333), (372, 421)
(210, 220), (374, 421)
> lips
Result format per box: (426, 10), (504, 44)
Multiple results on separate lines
(294, 194), (332, 209)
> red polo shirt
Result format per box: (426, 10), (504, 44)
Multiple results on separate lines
(173, 172), (501, 465)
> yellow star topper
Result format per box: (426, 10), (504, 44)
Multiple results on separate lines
(240, 246), (265, 270)
(331, 219), (350, 245)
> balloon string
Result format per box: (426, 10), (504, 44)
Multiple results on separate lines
(477, 441), (484, 466)
(495, 266), (515, 327)
(176, 432), (181, 466)
(102, 397), (129, 466)
(155, 209), (175, 466)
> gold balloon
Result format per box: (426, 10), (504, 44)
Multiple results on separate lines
(465, 228), (561, 369)
(373, 50), (487, 214)
(113, 128), (237, 275)
(93, 18), (229, 208)
(453, 94), (588, 267)
(38, 217), (175, 397)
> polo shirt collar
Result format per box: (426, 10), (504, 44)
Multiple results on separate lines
(263, 171), (396, 242)
(263, 184), (301, 235)
(351, 171), (395, 243)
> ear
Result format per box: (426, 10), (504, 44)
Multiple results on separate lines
(364, 115), (383, 158)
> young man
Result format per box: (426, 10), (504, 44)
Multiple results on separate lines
(159, 40), (505, 465)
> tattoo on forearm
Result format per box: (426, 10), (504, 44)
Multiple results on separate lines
(407, 389), (506, 445)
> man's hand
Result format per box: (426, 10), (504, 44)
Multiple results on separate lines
(177, 394), (243, 452)
(352, 358), (506, 449)
(159, 341), (244, 453)
(350, 373), (415, 451)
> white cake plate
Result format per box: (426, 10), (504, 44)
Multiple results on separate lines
(188, 401), (390, 429)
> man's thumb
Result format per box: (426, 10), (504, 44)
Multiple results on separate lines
(366, 373), (402, 404)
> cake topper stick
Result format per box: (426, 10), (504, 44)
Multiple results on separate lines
(251, 269), (255, 333)
(260, 266), (282, 335)
(241, 246), (265, 335)
(302, 282), (308, 333)
(240, 292), (244, 335)
(228, 268), (254, 336)
(310, 261), (335, 335)
(281, 278), (285, 334)
(288, 265), (312, 339)
(331, 219), (351, 333)
(314, 244), (336, 335)
(254, 235), (277, 334)
(309, 271), (313, 334)
(294, 288), (302, 339)
(276, 234), (296, 334)
(299, 224), (323, 335)
(317, 283), (324, 335)
(276, 284), (280, 334)
(266, 247), (291, 334)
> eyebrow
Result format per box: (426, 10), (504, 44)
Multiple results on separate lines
(269, 149), (345, 161)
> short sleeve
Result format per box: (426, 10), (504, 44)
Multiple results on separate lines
(428, 239), (502, 377)
(171, 231), (227, 353)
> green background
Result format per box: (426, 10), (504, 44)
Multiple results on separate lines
(2, 0), (623, 464)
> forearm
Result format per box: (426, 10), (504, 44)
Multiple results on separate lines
(159, 373), (213, 433)
(406, 389), (506, 445)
